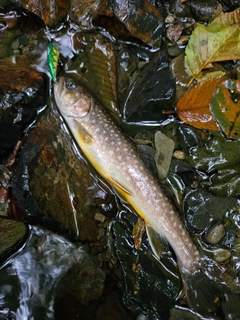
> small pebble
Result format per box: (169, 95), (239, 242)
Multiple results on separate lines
(173, 150), (185, 159)
(212, 248), (231, 263)
(205, 222), (225, 244)
(176, 35), (189, 46)
(165, 15), (175, 23)
(94, 212), (106, 223)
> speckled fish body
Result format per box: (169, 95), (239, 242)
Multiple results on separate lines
(54, 76), (201, 275)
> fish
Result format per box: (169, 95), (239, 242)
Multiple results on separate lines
(54, 76), (224, 317)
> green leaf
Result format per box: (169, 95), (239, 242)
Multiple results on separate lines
(210, 79), (240, 140)
(185, 9), (240, 82)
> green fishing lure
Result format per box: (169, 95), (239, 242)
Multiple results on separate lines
(47, 41), (60, 82)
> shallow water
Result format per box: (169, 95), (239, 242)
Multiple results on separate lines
(0, 226), (86, 320)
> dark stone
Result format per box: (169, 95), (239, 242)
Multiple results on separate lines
(95, 291), (133, 320)
(190, 0), (222, 23)
(183, 189), (238, 232)
(169, 0), (192, 20)
(0, 56), (47, 156)
(12, 109), (116, 241)
(219, 0), (240, 11)
(0, 217), (28, 264)
(55, 252), (106, 305)
(122, 48), (176, 123)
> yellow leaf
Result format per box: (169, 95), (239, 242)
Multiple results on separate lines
(185, 9), (240, 83)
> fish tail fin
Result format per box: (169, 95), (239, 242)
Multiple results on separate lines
(180, 258), (226, 318)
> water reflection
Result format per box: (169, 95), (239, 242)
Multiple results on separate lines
(0, 226), (86, 319)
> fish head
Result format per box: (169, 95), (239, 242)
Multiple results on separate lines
(54, 76), (92, 121)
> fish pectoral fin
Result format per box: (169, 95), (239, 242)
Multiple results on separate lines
(146, 225), (168, 259)
(74, 119), (93, 144)
(107, 177), (132, 197)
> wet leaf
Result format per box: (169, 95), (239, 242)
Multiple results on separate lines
(132, 218), (145, 250)
(111, 211), (180, 320)
(185, 9), (240, 82)
(107, 0), (164, 48)
(210, 79), (240, 140)
(176, 77), (224, 130)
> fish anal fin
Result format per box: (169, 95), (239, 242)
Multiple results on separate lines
(146, 225), (167, 259)
(74, 119), (93, 144)
(107, 176), (132, 197)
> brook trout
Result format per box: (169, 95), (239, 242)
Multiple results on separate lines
(54, 76), (221, 317)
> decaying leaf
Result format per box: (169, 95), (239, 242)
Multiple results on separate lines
(132, 218), (145, 250)
(210, 79), (240, 140)
(176, 77), (224, 130)
(185, 8), (240, 82)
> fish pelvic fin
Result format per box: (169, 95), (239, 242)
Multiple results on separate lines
(146, 225), (167, 259)
(74, 119), (93, 144)
(107, 177), (133, 198)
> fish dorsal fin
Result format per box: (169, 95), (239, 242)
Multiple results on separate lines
(74, 119), (93, 144)
(107, 176), (132, 197)
(146, 225), (167, 259)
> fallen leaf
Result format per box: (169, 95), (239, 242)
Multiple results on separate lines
(132, 218), (145, 250)
(210, 79), (240, 140)
(176, 77), (224, 130)
(185, 9), (240, 83)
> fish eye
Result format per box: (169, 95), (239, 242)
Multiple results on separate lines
(66, 79), (77, 90)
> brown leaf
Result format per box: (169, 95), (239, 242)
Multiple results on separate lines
(176, 77), (225, 130)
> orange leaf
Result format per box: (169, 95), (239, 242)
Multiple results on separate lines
(176, 77), (225, 130)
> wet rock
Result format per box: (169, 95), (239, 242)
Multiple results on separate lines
(166, 23), (184, 43)
(183, 189), (238, 232)
(106, 0), (164, 48)
(205, 222), (225, 244)
(95, 291), (131, 320)
(13, 109), (117, 241)
(169, 306), (201, 319)
(168, 0), (192, 20)
(190, 0), (222, 23)
(212, 248), (231, 263)
(167, 44), (185, 58)
(220, 225), (236, 248)
(122, 48), (176, 123)
(219, 0), (240, 11)
(0, 55), (46, 156)
(22, 0), (70, 27)
(0, 218), (28, 264)
(222, 292), (240, 320)
(56, 252), (106, 305)
(69, 0), (101, 30)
